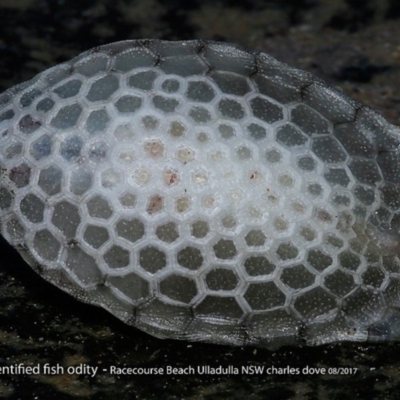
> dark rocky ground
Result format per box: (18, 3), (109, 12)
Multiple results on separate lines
(0, 0), (400, 398)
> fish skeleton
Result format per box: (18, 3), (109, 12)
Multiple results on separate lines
(1, 39), (400, 349)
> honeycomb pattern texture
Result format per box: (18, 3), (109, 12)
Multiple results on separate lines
(1, 39), (400, 349)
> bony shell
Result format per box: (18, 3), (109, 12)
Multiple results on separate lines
(1, 39), (400, 349)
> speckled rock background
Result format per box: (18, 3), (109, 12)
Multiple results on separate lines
(0, 0), (399, 399)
